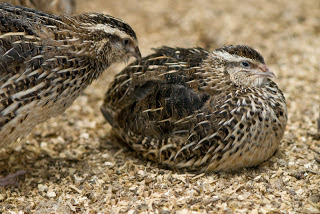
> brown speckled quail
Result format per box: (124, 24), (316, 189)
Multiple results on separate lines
(0, 3), (140, 185)
(101, 45), (287, 172)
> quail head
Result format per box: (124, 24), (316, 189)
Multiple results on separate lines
(0, 3), (141, 149)
(101, 45), (287, 172)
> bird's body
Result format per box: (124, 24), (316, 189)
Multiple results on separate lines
(102, 45), (287, 172)
(0, 3), (140, 148)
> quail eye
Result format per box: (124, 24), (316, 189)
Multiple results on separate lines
(241, 61), (250, 68)
(122, 38), (130, 46)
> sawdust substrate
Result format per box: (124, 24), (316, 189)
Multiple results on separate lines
(0, 0), (319, 213)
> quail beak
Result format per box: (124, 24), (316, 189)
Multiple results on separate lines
(255, 64), (276, 79)
(130, 46), (142, 60)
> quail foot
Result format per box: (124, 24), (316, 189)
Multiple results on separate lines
(102, 45), (287, 173)
(0, 3), (141, 185)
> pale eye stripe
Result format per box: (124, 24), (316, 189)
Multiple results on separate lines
(82, 24), (130, 39)
(212, 51), (253, 63)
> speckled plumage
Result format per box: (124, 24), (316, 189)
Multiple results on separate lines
(101, 45), (287, 172)
(0, 3), (141, 148)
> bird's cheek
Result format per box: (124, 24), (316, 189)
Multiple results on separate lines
(109, 41), (122, 52)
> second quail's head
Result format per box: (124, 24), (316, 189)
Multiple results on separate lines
(75, 13), (141, 65)
(213, 45), (275, 87)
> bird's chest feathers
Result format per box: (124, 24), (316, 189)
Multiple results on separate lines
(218, 88), (278, 127)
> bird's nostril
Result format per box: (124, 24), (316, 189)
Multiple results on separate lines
(259, 65), (269, 72)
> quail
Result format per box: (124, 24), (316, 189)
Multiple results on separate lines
(0, 3), (141, 185)
(101, 45), (287, 173)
